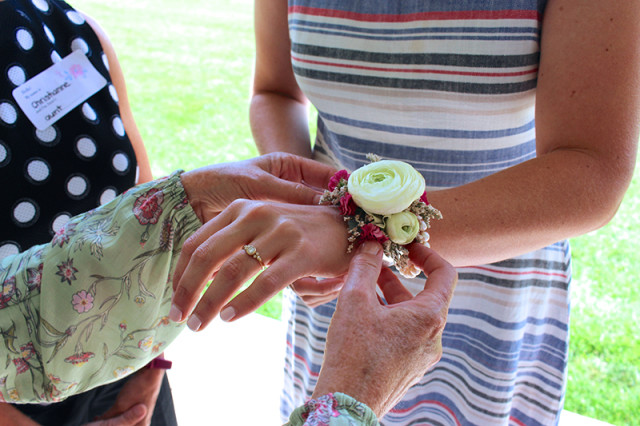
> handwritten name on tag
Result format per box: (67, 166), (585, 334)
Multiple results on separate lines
(12, 50), (107, 130)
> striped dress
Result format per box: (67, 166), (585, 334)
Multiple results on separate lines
(281, 1), (572, 425)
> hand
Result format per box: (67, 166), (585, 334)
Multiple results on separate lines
(170, 200), (352, 329)
(180, 152), (336, 223)
(85, 404), (147, 426)
(313, 241), (457, 418)
(93, 367), (165, 426)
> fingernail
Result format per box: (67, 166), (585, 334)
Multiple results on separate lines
(359, 241), (382, 255)
(169, 304), (183, 322)
(220, 306), (236, 322)
(187, 314), (202, 331)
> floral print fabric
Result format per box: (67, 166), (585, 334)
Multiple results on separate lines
(286, 393), (379, 426)
(0, 172), (200, 403)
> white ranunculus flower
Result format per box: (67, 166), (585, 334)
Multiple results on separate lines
(347, 160), (425, 215)
(386, 211), (420, 245)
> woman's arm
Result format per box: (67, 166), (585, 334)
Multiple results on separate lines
(426, 0), (639, 267)
(250, 0), (312, 157)
(81, 12), (153, 184)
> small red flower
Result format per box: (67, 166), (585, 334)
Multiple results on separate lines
(13, 358), (29, 374)
(339, 193), (357, 216)
(133, 188), (164, 225)
(328, 170), (350, 191)
(64, 352), (95, 366)
(55, 258), (78, 285)
(1, 276), (16, 308)
(420, 191), (429, 205)
(360, 223), (389, 244)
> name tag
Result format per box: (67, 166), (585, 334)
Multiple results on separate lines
(12, 50), (107, 130)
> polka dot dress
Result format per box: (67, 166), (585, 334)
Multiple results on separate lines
(0, 0), (138, 260)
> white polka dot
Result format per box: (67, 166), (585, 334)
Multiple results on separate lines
(52, 213), (71, 233)
(0, 103), (18, 125)
(0, 243), (20, 260)
(14, 200), (37, 224)
(76, 137), (97, 158)
(8, 66), (26, 86)
(32, 0), (49, 12)
(50, 50), (62, 63)
(36, 127), (57, 143)
(0, 142), (8, 165)
(109, 84), (119, 103)
(102, 53), (110, 71)
(16, 29), (34, 50)
(112, 116), (125, 137)
(67, 175), (88, 197)
(82, 103), (97, 121)
(66, 10), (85, 25)
(112, 152), (130, 173)
(43, 25), (55, 43)
(100, 188), (117, 205)
(26, 159), (50, 182)
(71, 38), (89, 54)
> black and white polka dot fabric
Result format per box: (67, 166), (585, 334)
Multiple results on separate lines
(0, 0), (138, 260)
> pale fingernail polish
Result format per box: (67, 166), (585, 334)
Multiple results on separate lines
(169, 304), (183, 322)
(359, 241), (382, 255)
(220, 306), (236, 322)
(187, 314), (202, 331)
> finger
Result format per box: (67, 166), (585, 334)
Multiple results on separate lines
(408, 244), (458, 308)
(255, 174), (325, 205)
(339, 241), (384, 305)
(300, 291), (341, 308)
(171, 210), (257, 323)
(187, 245), (268, 330)
(219, 250), (322, 321)
(172, 204), (237, 291)
(290, 276), (344, 296)
(377, 267), (413, 305)
(268, 153), (337, 191)
(91, 403), (147, 426)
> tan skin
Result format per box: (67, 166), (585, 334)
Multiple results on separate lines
(249, 0), (640, 305)
(314, 242), (457, 418)
(0, 8), (155, 426)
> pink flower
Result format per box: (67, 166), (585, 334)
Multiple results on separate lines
(328, 170), (350, 191)
(55, 258), (78, 285)
(420, 191), (429, 205)
(339, 193), (357, 216)
(13, 358), (29, 374)
(72, 290), (94, 313)
(133, 188), (164, 225)
(359, 223), (389, 244)
(64, 352), (95, 366)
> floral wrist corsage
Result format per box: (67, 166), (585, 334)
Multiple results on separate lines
(320, 154), (442, 278)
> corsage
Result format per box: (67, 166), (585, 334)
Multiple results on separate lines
(320, 154), (442, 278)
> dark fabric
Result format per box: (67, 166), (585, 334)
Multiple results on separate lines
(15, 373), (178, 426)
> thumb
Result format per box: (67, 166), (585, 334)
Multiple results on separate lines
(339, 241), (384, 305)
(90, 403), (147, 426)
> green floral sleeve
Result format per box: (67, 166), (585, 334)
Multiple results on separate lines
(0, 172), (201, 403)
(286, 392), (380, 425)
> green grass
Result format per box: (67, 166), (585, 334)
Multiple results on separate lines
(75, 1), (639, 423)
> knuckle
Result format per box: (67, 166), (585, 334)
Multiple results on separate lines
(218, 256), (245, 281)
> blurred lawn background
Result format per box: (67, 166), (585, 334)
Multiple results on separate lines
(75, 0), (639, 423)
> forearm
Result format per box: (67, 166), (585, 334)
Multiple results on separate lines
(249, 92), (312, 157)
(428, 147), (636, 267)
(0, 173), (200, 403)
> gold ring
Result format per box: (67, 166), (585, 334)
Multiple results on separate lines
(243, 244), (265, 268)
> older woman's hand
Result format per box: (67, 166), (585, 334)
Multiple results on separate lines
(179, 152), (336, 223)
(313, 241), (457, 418)
(170, 200), (352, 330)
